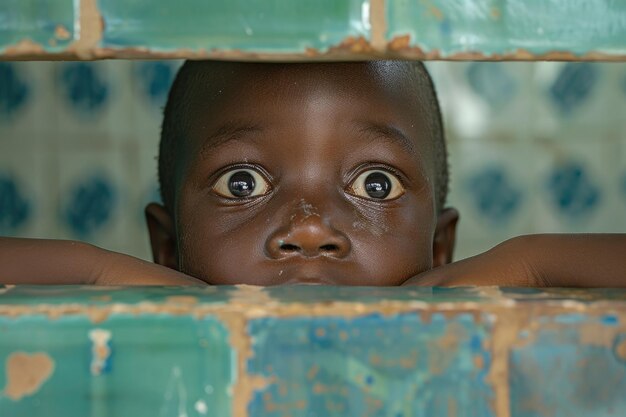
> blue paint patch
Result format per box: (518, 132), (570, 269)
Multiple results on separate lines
(63, 174), (117, 238)
(135, 61), (175, 108)
(248, 312), (494, 417)
(546, 161), (601, 218)
(601, 315), (619, 326)
(552, 313), (586, 324)
(549, 63), (599, 114)
(0, 62), (30, 119)
(60, 63), (109, 117)
(0, 174), (31, 234)
(510, 321), (626, 417)
(439, 19), (452, 37)
(470, 334), (482, 352)
(466, 165), (522, 223)
(466, 63), (516, 108)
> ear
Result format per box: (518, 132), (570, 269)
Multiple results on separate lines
(145, 203), (179, 270)
(432, 207), (459, 268)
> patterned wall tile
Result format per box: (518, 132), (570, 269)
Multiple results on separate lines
(446, 139), (533, 258)
(428, 62), (534, 141)
(54, 61), (134, 142)
(129, 60), (180, 147)
(0, 147), (55, 238)
(0, 61), (58, 144)
(1, 61), (625, 260)
(56, 145), (130, 252)
(531, 63), (618, 138)
(531, 136), (622, 234)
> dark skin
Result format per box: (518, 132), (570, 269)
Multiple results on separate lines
(146, 62), (457, 285)
(0, 62), (624, 287)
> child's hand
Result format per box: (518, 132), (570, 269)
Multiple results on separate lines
(403, 234), (626, 288)
(0, 237), (205, 286)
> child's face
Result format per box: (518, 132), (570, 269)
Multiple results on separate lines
(147, 62), (458, 285)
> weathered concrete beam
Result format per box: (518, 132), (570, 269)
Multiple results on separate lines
(1, 0), (626, 61)
(1, 285), (626, 416)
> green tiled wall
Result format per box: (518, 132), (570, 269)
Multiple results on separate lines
(1, 0), (625, 59)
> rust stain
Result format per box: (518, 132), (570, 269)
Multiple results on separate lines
(388, 34), (412, 51)
(54, 25), (71, 40)
(3, 31), (626, 62)
(326, 36), (375, 55)
(370, 0), (387, 51)
(69, 0), (104, 59)
(306, 364), (319, 380)
(448, 396), (458, 417)
(428, 5), (444, 20)
(579, 321), (626, 347)
(383, 35), (626, 61)
(473, 354), (485, 369)
(491, 7), (501, 19)
(218, 309), (271, 417)
(418, 0), (445, 21)
(2, 39), (46, 56)
(615, 338), (626, 361)
(3, 352), (55, 401)
(488, 310), (522, 417)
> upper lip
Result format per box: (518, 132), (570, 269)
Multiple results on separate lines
(270, 259), (347, 285)
(283, 276), (335, 285)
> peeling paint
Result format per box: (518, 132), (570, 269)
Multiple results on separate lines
(218, 311), (272, 417)
(0, 287), (626, 415)
(1, 0), (626, 61)
(615, 337), (626, 362)
(369, 0), (386, 51)
(3, 352), (55, 401)
(89, 328), (112, 376)
(54, 25), (71, 40)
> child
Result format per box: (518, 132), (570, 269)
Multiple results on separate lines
(0, 60), (624, 287)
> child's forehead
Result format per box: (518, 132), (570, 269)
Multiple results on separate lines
(184, 61), (433, 129)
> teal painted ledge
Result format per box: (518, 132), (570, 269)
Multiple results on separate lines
(1, 286), (626, 416)
(1, 0), (626, 60)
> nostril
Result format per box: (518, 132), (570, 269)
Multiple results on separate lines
(280, 243), (300, 252)
(320, 244), (339, 252)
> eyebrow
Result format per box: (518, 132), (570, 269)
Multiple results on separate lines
(354, 121), (416, 155)
(198, 121), (264, 159)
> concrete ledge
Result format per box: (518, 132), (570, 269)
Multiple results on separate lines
(1, 286), (626, 416)
(1, 0), (626, 61)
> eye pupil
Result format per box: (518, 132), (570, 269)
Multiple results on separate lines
(364, 172), (391, 199)
(228, 171), (255, 197)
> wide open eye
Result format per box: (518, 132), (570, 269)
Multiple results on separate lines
(212, 168), (270, 199)
(348, 170), (405, 200)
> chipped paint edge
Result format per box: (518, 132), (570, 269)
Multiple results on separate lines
(1, 0), (626, 64)
(3, 286), (626, 417)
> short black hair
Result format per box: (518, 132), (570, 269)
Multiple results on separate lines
(158, 60), (448, 212)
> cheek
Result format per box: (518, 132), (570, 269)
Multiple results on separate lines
(350, 198), (435, 282)
(177, 205), (270, 284)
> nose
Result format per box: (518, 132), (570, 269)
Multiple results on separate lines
(265, 210), (351, 259)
